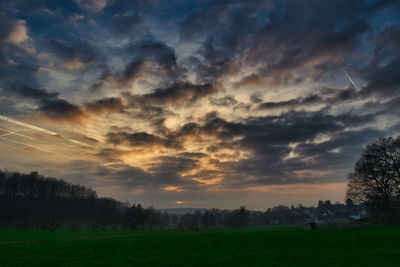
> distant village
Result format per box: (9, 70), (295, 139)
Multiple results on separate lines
(162, 200), (367, 227)
(256, 200), (367, 225)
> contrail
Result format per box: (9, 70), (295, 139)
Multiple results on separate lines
(342, 68), (361, 91)
(0, 114), (97, 150)
(0, 136), (71, 161)
(0, 115), (58, 135)
(0, 129), (20, 137)
(66, 138), (97, 149)
(0, 135), (60, 156)
(0, 127), (33, 139)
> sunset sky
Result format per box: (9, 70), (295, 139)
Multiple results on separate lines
(1, 0), (399, 210)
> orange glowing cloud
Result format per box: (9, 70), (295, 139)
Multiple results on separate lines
(6, 20), (28, 44)
(164, 186), (184, 192)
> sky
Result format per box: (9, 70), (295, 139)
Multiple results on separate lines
(0, 0), (400, 210)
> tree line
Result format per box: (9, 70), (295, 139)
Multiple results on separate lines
(0, 171), (251, 230)
(0, 170), (365, 230)
(0, 171), (128, 230)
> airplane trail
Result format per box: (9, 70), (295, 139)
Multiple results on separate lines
(342, 68), (361, 91)
(0, 129), (21, 137)
(0, 127), (33, 139)
(0, 137), (67, 163)
(0, 114), (97, 150)
(67, 138), (97, 149)
(0, 135), (67, 157)
(0, 115), (58, 135)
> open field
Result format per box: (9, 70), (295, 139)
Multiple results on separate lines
(1, 224), (400, 266)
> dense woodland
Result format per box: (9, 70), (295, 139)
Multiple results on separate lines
(0, 171), (127, 230)
(0, 170), (366, 230)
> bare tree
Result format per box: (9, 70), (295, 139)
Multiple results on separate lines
(346, 136), (400, 216)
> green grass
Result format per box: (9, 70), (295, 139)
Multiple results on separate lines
(1, 224), (400, 266)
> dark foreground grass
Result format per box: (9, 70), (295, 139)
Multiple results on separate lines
(1, 224), (400, 266)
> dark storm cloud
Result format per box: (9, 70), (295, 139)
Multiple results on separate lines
(239, 111), (347, 147)
(85, 97), (124, 114)
(15, 87), (59, 101)
(124, 82), (217, 108)
(294, 128), (383, 163)
(232, 111), (380, 186)
(37, 99), (89, 124)
(258, 95), (323, 110)
(144, 82), (215, 105)
(362, 57), (400, 97)
(175, 108), (363, 148)
(326, 87), (358, 103)
(194, 109), (367, 145)
(257, 88), (359, 110)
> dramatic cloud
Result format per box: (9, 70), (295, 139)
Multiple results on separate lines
(37, 99), (89, 124)
(363, 57), (400, 96)
(0, 0), (399, 209)
(85, 97), (124, 114)
(123, 82), (217, 111)
(15, 87), (59, 101)
(142, 82), (216, 105)
(106, 131), (182, 149)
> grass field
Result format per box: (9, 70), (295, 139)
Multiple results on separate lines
(1, 224), (400, 266)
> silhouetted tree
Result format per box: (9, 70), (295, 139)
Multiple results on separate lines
(346, 136), (400, 216)
(201, 210), (216, 228)
(346, 198), (354, 207)
(180, 210), (202, 229)
(224, 206), (249, 227)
